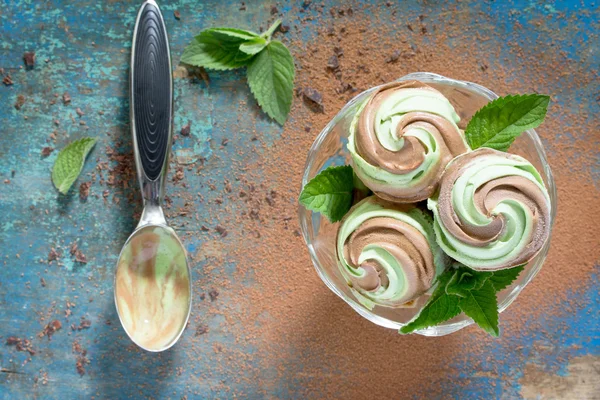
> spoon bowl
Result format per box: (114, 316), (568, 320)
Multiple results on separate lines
(115, 224), (191, 352)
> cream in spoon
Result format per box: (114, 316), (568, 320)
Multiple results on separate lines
(115, 225), (190, 351)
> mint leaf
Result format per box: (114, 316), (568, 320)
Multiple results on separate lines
(446, 265), (492, 298)
(465, 94), (550, 151)
(52, 138), (96, 195)
(247, 40), (295, 124)
(489, 265), (525, 292)
(182, 19), (296, 125)
(458, 280), (499, 336)
(400, 293), (460, 334)
(208, 28), (259, 43)
(181, 31), (251, 70)
(239, 37), (268, 56)
(400, 270), (460, 334)
(299, 166), (354, 223)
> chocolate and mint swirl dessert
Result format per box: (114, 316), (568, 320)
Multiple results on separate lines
(300, 75), (554, 335)
(428, 148), (551, 271)
(348, 81), (470, 203)
(336, 196), (445, 309)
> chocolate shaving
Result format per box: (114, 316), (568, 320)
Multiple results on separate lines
(79, 182), (91, 201)
(6, 337), (20, 345)
(327, 55), (339, 70)
(41, 320), (62, 339)
(173, 167), (184, 182)
(14, 94), (26, 110)
(6, 337), (35, 355)
(72, 341), (89, 376)
(23, 52), (35, 68)
(195, 324), (209, 336)
(72, 317), (91, 331)
(215, 225), (228, 237)
(62, 92), (71, 105)
(74, 250), (87, 264)
(181, 121), (191, 136)
(48, 248), (60, 262)
(385, 50), (401, 63)
(41, 147), (54, 157)
(301, 88), (324, 113)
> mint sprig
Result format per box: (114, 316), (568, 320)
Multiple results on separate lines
(51, 137), (96, 195)
(458, 280), (499, 336)
(445, 266), (492, 298)
(181, 19), (295, 125)
(465, 94), (550, 151)
(299, 166), (354, 223)
(400, 264), (525, 336)
(400, 270), (460, 334)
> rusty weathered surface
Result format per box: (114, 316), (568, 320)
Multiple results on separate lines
(0, 1), (598, 399)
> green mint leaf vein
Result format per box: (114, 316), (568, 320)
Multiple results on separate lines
(488, 265), (525, 292)
(446, 265), (492, 298)
(181, 31), (252, 70)
(458, 280), (499, 337)
(299, 166), (354, 223)
(400, 270), (460, 334)
(465, 94), (550, 151)
(247, 40), (295, 124)
(52, 137), (96, 195)
(207, 28), (259, 42)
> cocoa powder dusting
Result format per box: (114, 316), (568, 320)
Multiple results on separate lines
(185, 4), (599, 398)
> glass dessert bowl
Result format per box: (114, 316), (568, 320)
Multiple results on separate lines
(298, 72), (557, 336)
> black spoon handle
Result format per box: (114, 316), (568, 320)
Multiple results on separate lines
(130, 0), (173, 204)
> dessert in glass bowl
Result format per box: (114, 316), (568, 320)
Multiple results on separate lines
(298, 73), (556, 336)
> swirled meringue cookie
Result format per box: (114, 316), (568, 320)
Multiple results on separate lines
(336, 196), (445, 309)
(428, 148), (551, 271)
(348, 81), (470, 203)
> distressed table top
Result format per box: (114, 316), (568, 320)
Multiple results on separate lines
(0, 1), (599, 399)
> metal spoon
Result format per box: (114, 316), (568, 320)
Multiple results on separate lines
(114, 0), (191, 352)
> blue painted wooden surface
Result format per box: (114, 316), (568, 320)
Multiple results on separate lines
(1, 1), (599, 399)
